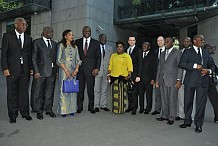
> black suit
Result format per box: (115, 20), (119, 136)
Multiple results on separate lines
(31, 38), (58, 113)
(126, 46), (142, 111)
(75, 38), (101, 111)
(1, 30), (32, 120)
(208, 65), (218, 121)
(153, 48), (163, 112)
(179, 46), (215, 127)
(138, 51), (157, 112)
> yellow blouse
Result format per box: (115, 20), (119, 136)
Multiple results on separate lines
(108, 52), (133, 77)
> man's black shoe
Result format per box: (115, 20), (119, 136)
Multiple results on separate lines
(151, 111), (160, 115)
(45, 111), (56, 118)
(179, 123), (191, 128)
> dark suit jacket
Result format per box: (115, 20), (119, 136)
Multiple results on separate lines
(141, 51), (157, 84)
(126, 46), (142, 81)
(75, 38), (101, 75)
(1, 31), (32, 76)
(32, 38), (58, 77)
(179, 46), (215, 87)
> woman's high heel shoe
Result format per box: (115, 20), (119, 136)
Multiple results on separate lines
(70, 113), (75, 116)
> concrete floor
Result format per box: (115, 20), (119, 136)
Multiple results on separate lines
(0, 72), (218, 146)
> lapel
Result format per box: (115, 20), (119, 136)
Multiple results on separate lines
(87, 38), (93, 54)
(12, 31), (22, 50)
(130, 46), (136, 57)
(165, 48), (176, 62)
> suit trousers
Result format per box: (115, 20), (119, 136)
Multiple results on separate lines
(138, 81), (153, 112)
(6, 66), (30, 120)
(154, 86), (162, 112)
(178, 84), (185, 118)
(94, 74), (109, 108)
(184, 85), (208, 127)
(77, 72), (95, 110)
(160, 81), (178, 121)
(31, 73), (56, 113)
(208, 78), (218, 120)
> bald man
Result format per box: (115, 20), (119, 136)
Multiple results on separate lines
(31, 27), (58, 120)
(1, 17), (33, 123)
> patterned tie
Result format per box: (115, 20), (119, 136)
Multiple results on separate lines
(102, 45), (105, 58)
(84, 39), (88, 57)
(18, 35), (22, 49)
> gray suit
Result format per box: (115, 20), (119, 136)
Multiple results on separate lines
(94, 44), (113, 108)
(156, 48), (183, 120)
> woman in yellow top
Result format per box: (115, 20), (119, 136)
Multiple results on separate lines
(107, 41), (133, 114)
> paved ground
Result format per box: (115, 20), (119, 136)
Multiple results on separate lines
(0, 71), (218, 146)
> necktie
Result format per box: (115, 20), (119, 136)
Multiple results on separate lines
(47, 40), (52, 49)
(165, 50), (169, 60)
(18, 35), (22, 49)
(84, 39), (88, 57)
(129, 47), (132, 55)
(198, 48), (202, 63)
(158, 48), (162, 59)
(102, 46), (105, 58)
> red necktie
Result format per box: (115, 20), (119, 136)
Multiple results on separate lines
(84, 39), (88, 57)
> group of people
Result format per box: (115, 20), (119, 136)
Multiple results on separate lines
(1, 17), (218, 134)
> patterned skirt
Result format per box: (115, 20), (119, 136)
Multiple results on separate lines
(111, 77), (127, 114)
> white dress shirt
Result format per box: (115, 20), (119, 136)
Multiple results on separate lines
(15, 29), (24, 48)
(83, 37), (91, 50)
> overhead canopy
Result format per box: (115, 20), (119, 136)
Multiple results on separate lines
(114, 0), (218, 37)
(0, 0), (51, 21)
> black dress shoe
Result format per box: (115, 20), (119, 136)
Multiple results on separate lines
(90, 109), (96, 114)
(151, 111), (160, 115)
(195, 127), (202, 133)
(95, 108), (100, 112)
(100, 107), (110, 111)
(45, 111), (56, 118)
(131, 110), (136, 115)
(37, 113), (43, 120)
(22, 115), (32, 121)
(175, 117), (182, 121)
(139, 110), (144, 113)
(144, 111), (149, 114)
(125, 108), (132, 112)
(9, 119), (16, 123)
(179, 123), (191, 128)
(214, 118), (218, 123)
(167, 120), (174, 125)
(156, 117), (167, 121)
(77, 110), (82, 114)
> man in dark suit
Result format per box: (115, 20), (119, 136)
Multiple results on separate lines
(179, 35), (215, 133)
(31, 27), (58, 120)
(156, 37), (183, 125)
(138, 42), (157, 114)
(1, 17), (33, 123)
(151, 36), (165, 115)
(75, 26), (101, 114)
(125, 35), (142, 115)
(204, 44), (218, 123)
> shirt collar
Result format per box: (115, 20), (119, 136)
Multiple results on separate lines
(83, 37), (91, 42)
(159, 46), (165, 52)
(166, 47), (174, 54)
(15, 29), (24, 38)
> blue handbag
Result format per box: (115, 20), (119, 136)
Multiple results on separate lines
(62, 78), (79, 93)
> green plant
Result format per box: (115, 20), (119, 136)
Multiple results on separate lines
(0, 0), (23, 11)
